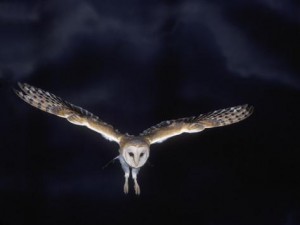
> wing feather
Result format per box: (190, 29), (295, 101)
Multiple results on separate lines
(15, 83), (123, 143)
(140, 105), (253, 144)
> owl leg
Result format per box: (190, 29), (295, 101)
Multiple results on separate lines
(132, 168), (140, 195)
(119, 157), (130, 194)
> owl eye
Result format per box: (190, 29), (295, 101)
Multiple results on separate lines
(129, 152), (134, 157)
(140, 153), (144, 157)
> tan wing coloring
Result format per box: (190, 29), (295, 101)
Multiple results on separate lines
(140, 105), (253, 144)
(15, 83), (123, 143)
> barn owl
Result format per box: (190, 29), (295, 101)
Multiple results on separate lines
(15, 83), (253, 195)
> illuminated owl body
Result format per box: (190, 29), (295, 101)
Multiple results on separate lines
(15, 83), (253, 195)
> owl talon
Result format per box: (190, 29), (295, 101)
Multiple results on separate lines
(124, 179), (129, 194)
(134, 180), (140, 195)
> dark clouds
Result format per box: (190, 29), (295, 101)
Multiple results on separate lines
(176, 1), (300, 88)
(1, 0), (299, 88)
(1, 1), (300, 225)
(0, 2), (39, 83)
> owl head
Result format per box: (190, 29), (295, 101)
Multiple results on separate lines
(121, 138), (150, 168)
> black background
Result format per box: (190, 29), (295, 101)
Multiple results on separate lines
(1, 0), (300, 225)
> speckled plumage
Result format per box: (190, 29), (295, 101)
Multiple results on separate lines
(15, 83), (253, 195)
(140, 105), (253, 144)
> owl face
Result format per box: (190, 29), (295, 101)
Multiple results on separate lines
(122, 143), (149, 168)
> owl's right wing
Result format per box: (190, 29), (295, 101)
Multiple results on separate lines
(15, 83), (123, 144)
(140, 104), (254, 145)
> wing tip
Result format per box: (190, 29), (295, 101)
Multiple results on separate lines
(17, 82), (27, 90)
(17, 82), (23, 87)
(14, 82), (26, 98)
(16, 82), (31, 94)
(242, 104), (254, 116)
(13, 88), (23, 99)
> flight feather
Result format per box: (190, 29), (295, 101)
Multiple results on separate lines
(140, 104), (253, 144)
(14, 83), (123, 143)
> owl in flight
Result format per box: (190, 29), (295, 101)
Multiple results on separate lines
(15, 83), (253, 195)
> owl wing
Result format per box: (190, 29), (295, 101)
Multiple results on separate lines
(140, 104), (253, 144)
(14, 83), (123, 143)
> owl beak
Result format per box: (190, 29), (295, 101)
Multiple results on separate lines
(133, 155), (140, 167)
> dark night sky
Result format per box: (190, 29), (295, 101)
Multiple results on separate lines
(1, 0), (300, 225)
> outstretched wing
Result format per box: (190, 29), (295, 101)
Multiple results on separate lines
(15, 83), (123, 143)
(140, 105), (253, 144)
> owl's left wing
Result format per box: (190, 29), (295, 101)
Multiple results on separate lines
(140, 104), (253, 144)
(14, 83), (123, 143)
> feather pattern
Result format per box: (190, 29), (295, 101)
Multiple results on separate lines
(14, 83), (254, 195)
(14, 83), (123, 143)
(140, 104), (253, 144)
